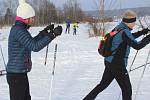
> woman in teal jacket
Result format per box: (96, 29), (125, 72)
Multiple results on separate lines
(83, 10), (150, 100)
(6, 0), (62, 100)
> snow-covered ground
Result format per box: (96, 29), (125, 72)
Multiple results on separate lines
(0, 22), (150, 100)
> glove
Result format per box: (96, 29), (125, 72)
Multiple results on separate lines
(39, 30), (49, 37)
(145, 34), (150, 41)
(39, 24), (54, 37)
(53, 25), (62, 37)
(142, 34), (150, 45)
(39, 25), (62, 39)
(44, 24), (54, 31)
(141, 28), (150, 35)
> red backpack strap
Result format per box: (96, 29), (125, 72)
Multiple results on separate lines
(110, 27), (126, 37)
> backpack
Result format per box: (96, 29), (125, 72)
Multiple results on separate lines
(98, 28), (125, 57)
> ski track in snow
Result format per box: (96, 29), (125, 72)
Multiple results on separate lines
(0, 22), (150, 100)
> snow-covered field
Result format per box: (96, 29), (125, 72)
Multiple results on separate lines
(0, 22), (150, 100)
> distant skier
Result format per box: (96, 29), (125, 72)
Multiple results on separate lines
(83, 10), (150, 100)
(6, 0), (62, 100)
(73, 22), (79, 35)
(65, 17), (71, 34)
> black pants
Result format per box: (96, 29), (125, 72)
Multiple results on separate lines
(83, 61), (132, 100)
(7, 73), (31, 100)
(73, 28), (77, 35)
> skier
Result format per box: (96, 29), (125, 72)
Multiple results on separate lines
(73, 22), (79, 35)
(83, 10), (150, 100)
(65, 17), (71, 34)
(6, 0), (62, 100)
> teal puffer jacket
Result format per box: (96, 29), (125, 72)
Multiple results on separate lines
(6, 21), (53, 73)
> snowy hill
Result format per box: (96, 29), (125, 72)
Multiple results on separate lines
(84, 7), (150, 18)
(0, 22), (150, 100)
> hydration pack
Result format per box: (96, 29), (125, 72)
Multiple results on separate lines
(98, 28), (125, 57)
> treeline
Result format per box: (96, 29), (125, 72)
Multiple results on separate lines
(0, 0), (84, 27)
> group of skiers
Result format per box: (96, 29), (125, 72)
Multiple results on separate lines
(65, 17), (79, 35)
(1, 0), (150, 100)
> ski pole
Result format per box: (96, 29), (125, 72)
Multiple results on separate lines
(133, 16), (150, 100)
(49, 29), (62, 100)
(129, 51), (139, 71)
(129, 62), (150, 72)
(0, 70), (6, 76)
(52, 44), (57, 75)
(45, 44), (49, 66)
(143, 17), (150, 35)
(134, 49), (150, 100)
(0, 45), (6, 77)
(49, 43), (57, 100)
(44, 24), (54, 66)
(129, 18), (144, 71)
(143, 17), (150, 28)
(0, 45), (6, 67)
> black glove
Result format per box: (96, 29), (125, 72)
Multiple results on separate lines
(44, 24), (54, 31)
(39, 30), (49, 37)
(43, 25), (62, 39)
(39, 25), (62, 39)
(145, 34), (150, 41)
(141, 28), (150, 35)
(53, 25), (62, 37)
(39, 24), (54, 37)
(142, 34), (150, 45)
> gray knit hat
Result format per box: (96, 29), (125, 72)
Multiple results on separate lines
(122, 10), (137, 23)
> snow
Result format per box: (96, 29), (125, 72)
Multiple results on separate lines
(0, 22), (150, 100)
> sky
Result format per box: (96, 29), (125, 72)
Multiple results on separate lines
(0, 0), (149, 15)
(52, 0), (150, 11)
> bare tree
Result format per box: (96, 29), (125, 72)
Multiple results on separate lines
(0, 0), (84, 26)
(86, 0), (108, 37)
(30, 0), (58, 25)
(63, 0), (84, 22)
(0, 0), (16, 26)
(4, 8), (14, 25)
